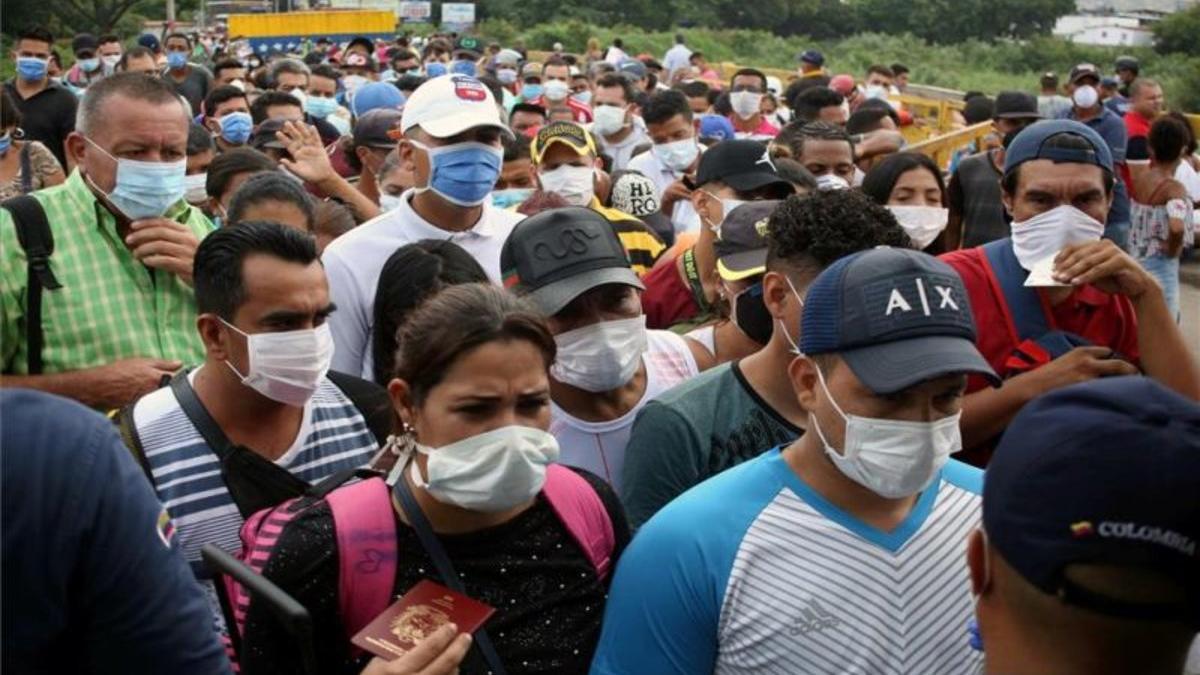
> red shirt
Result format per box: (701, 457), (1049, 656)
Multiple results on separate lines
(527, 95), (594, 124)
(1122, 110), (1152, 198)
(727, 115), (779, 139)
(940, 246), (1140, 394)
(641, 255), (699, 330)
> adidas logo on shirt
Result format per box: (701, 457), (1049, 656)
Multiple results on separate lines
(788, 597), (842, 635)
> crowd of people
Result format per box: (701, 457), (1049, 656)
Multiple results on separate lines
(2, 21), (1199, 675)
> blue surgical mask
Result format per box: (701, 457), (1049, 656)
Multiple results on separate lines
(450, 60), (476, 76)
(411, 140), (503, 207)
(573, 90), (593, 105)
(0, 132), (11, 156)
(521, 83), (543, 100)
(167, 51), (188, 69)
(497, 69), (518, 85)
(305, 95), (339, 119)
(425, 62), (448, 78)
(16, 57), (48, 82)
(219, 112), (253, 145)
(84, 137), (187, 220)
(78, 57), (101, 73)
(492, 187), (534, 209)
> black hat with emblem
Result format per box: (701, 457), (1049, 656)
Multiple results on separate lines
(695, 139), (791, 192)
(501, 207), (643, 316)
(714, 200), (781, 281)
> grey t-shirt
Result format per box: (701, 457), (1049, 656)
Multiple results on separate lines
(165, 64), (213, 115)
(620, 361), (803, 528)
(948, 150), (1010, 248)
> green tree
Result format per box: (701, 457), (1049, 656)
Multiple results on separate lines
(1154, 5), (1200, 56)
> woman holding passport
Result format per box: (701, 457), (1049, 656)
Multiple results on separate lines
(240, 284), (631, 675)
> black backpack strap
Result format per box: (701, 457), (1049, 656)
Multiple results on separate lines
(169, 369), (238, 461)
(326, 369), (395, 447)
(19, 143), (33, 195)
(3, 195), (60, 375)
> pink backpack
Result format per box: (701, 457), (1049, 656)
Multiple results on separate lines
(226, 464), (615, 649)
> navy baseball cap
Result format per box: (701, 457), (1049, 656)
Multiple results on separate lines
(799, 247), (999, 394)
(501, 207), (643, 316)
(799, 49), (825, 66)
(984, 377), (1200, 627)
(1002, 119), (1113, 177)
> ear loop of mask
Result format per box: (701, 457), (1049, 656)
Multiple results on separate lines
(777, 274), (806, 354)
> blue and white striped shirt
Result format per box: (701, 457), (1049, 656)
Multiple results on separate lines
(132, 368), (379, 571)
(592, 447), (984, 675)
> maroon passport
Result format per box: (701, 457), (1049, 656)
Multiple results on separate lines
(351, 580), (496, 660)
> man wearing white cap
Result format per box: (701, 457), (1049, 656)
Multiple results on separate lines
(323, 75), (522, 377)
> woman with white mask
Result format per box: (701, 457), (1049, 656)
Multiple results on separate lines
(861, 151), (950, 254)
(241, 283), (630, 675)
(501, 207), (707, 492)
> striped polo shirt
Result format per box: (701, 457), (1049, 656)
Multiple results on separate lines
(132, 367), (378, 572)
(592, 447), (984, 675)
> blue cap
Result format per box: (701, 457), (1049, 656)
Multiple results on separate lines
(799, 49), (825, 66)
(618, 59), (647, 81)
(984, 377), (1200, 627)
(1002, 119), (1113, 177)
(350, 81), (406, 118)
(137, 33), (160, 51)
(698, 114), (736, 142)
(799, 247), (999, 394)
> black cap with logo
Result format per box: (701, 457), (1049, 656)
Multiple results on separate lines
(501, 207), (643, 316)
(714, 200), (780, 281)
(695, 140), (791, 192)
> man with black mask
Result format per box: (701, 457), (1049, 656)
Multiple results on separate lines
(946, 91), (1041, 249)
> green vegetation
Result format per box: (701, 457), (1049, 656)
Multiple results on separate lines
(480, 20), (1200, 111)
(1153, 4), (1200, 57)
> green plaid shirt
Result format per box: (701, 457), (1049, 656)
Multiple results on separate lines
(1, 170), (214, 375)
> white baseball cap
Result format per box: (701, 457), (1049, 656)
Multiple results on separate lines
(400, 74), (511, 139)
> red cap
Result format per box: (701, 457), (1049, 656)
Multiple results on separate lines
(830, 74), (855, 96)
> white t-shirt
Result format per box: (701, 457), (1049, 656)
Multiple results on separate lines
(323, 189), (523, 378)
(596, 120), (650, 172)
(684, 324), (716, 356)
(663, 44), (693, 79)
(628, 149), (703, 233)
(550, 329), (699, 491)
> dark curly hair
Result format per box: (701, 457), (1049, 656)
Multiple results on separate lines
(765, 190), (911, 281)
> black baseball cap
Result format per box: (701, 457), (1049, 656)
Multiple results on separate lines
(501, 207), (643, 316)
(454, 35), (483, 58)
(993, 91), (1041, 120)
(353, 109), (402, 149)
(1068, 62), (1101, 85)
(984, 376), (1200, 627)
(714, 200), (780, 281)
(250, 119), (288, 150)
(72, 33), (99, 55)
(799, 247), (999, 394)
(799, 49), (825, 66)
(695, 140), (790, 193)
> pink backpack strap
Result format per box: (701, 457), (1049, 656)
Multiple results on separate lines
(329, 476), (397, 638)
(230, 497), (309, 641)
(542, 464), (616, 580)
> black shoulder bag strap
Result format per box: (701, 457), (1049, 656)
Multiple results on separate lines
(326, 369), (394, 447)
(19, 142), (33, 195)
(393, 470), (508, 675)
(3, 195), (61, 375)
(169, 371), (310, 518)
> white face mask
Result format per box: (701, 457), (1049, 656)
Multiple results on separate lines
(816, 174), (850, 191)
(1072, 85), (1099, 109)
(864, 84), (888, 100)
(592, 104), (628, 137)
(539, 164), (595, 207)
(379, 193), (404, 212)
(730, 91), (763, 120)
(222, 320), (334, 406)
(544, 79), (571, 102)
(809, 365), (960, 499)
(184, 172), (208, 205)
(700, 189), (744, 234)
(287, 89), (308, 109)
(101, 54), (121, 69)
(888, 205), (949, 250)
(1010, 204), (1105, 273)
(551, 316), (648, 392)
(410, 425), (560, 512)
(652, 137), (700, 172)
